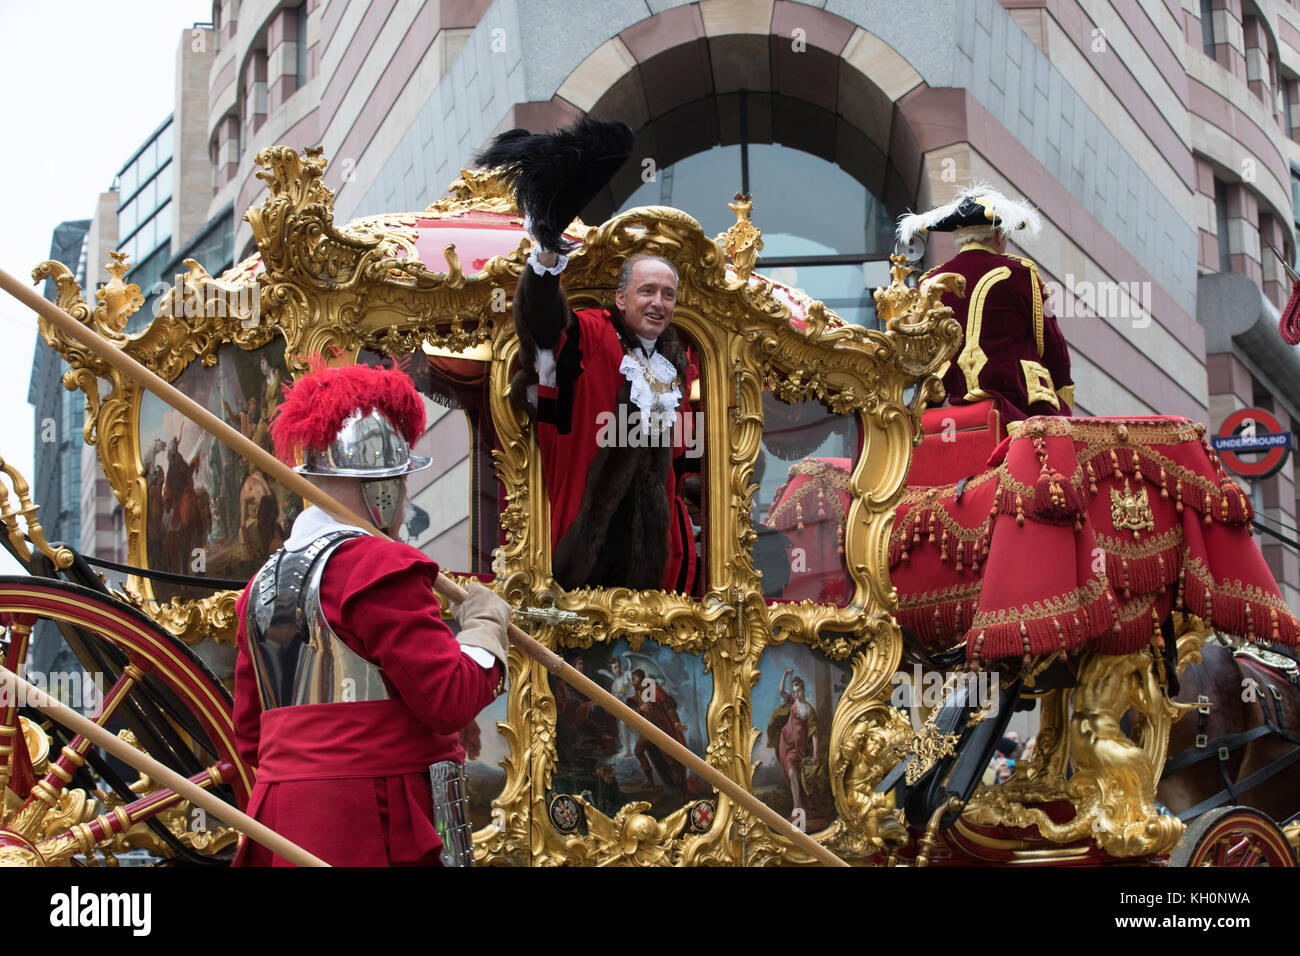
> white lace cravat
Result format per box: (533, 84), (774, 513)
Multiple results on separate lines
(618, 349), (681, 435)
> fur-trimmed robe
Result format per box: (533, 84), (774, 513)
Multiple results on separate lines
(512, 267), (699, 592)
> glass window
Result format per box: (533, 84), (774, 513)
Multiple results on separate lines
(1201, 0), (1216, 56)
(764, 261), (893, 328)
(295, 2), (307, 88)
(141, 177), (157, 216)
(155, 201), (172, 246)
(1214, 178), (1231, 273)
(157, 126), (173, 165)
(118, 198), (137, 239)
(145, 137), (160, 177)
(119, 161), (137, 200)
(753, 391), (859, 606)
(142, 217), (158, 257)
(748, 145), (890, 256)
(154, 161), (172, 205)
(617, 144), (894, 257)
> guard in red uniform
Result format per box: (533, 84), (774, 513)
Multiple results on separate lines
(231, 361), (509, 866)
(898, 184), (1074, 422)
(478, 118), (700, 592)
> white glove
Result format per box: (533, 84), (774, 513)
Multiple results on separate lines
(453, 581), (511, 669)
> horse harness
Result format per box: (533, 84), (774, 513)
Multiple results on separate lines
(1162, 643), (1300, 821)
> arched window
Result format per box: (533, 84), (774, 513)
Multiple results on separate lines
(614, 143), (898, 327)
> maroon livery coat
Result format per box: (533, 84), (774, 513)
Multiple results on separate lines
(231, 535), (501, 866)
(926, 243), (1074, 423)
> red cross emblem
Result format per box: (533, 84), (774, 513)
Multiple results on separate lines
(689, 800), (715, 832)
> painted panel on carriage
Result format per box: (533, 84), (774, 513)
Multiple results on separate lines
(138, 339), (300, 603)
(750, 644), (853, 833)
(753, 392), (859, 606)
(550, 639), (712, 820)
(462, 680), (510, 832)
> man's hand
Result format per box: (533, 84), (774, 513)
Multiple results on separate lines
(452, 581), (511, 668)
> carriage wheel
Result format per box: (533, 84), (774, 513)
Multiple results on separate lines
(0, 576), (251, 866)
(1169, 807), (1297, 867)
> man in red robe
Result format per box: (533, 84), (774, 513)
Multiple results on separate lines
(898, 184), (1074, 423)
(627, 668), (689, 796)
(477, 119), (700, 593)
(231, 362), (509, 866)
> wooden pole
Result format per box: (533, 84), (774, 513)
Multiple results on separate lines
(0, 268), (849, 867)
(0, 665), (329, 866)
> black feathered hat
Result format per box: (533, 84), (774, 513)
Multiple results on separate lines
(475, 117), (635, 254)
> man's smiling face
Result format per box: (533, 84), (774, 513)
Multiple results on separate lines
(616, 259), (678, 340)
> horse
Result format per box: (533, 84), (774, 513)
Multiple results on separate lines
(1160, 637), (1300, 826)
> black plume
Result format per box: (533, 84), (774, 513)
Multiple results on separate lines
(475, 117), (634, 253)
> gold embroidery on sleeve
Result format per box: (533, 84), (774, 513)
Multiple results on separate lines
(1021, 359), (1059, 409)
(1027, 263), (1044, 357)
(957, 265), (1012, 399)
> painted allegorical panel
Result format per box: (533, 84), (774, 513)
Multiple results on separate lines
(751, 643), (853, 833)
(549, 638), (712, 820)
(138, 339), (300, 602)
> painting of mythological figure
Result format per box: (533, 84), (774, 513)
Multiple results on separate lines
(549, 639), (711, 820)
(138, 340), (300, 601)
(752, 645), (852, 832)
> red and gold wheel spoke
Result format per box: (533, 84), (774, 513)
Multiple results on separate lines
(34, 760), (234, 866)
(0, 615), (35, 799)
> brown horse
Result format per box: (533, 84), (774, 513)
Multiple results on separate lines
(1159, 637), (1300, 825)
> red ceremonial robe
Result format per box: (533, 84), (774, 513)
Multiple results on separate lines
(231, 524), (501, 867)
(927, 243), (1074, 423)
(536, 307), (699, 591)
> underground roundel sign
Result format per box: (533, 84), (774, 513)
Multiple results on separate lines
(1211, 407), (1292, 479)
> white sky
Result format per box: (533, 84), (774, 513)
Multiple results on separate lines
(0, 0), (213, 573)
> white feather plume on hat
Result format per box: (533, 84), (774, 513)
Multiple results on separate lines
(896, 182), (1043, 246)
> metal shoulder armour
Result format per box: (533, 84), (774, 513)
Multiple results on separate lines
(245, 530), (392, 710)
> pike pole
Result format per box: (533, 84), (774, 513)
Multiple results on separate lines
(0, 665), (329, 866)
(0, 267), (850, 867)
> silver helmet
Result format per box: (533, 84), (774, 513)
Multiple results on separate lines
(294, 409), (431, 531)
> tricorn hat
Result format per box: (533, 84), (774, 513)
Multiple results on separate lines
(896, 182), (1042, 246)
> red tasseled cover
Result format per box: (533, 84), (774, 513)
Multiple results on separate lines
(270, 360), (426, 466)
(1280, 279), (1300, 345)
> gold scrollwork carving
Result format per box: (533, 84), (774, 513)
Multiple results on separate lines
(964, 648), (1187, 858)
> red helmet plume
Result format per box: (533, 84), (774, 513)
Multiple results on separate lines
(271, 360), (426, 467)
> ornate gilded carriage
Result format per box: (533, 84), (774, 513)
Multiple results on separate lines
(7, 144), (1296, 868)
(8, 145), (964, 866)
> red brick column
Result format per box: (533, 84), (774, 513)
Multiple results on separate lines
(1242, 15), (1273, 106)
(1259, 212), (1287, 307)
(214, 114), (240, 189)
(244, 49), (267, 137)
(266, 7), (300, 113)
(1207, 0), (1248, 82)
(1225, 181), (1262, 283)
